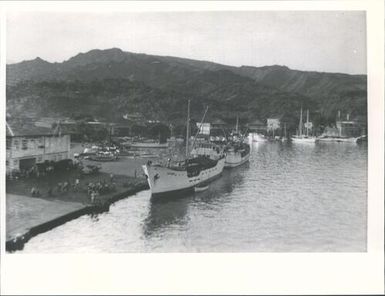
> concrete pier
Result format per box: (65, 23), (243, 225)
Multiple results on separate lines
(6, 181), (148, 252)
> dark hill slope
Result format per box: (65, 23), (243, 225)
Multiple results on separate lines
(6, 48), (366, 126)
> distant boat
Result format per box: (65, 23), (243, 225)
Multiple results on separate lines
(356, 135), (367, 143)
(130, 140), (168, 148)
(224, 116), (251, 168)
(142, 101), (225, 197)
(292, 108), (317, 143)
(224, 143), (250, 167)
(90, 152), (117, 161)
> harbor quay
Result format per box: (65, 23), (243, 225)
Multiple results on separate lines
(6, 154), (149, 252)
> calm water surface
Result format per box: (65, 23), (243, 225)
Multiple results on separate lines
(20, 141), (367, 252)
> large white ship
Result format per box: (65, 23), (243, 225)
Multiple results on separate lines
(142, 101), (225, 197)
(143, 153), (225, 197)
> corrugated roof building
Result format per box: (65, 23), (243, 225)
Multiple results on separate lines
(6, 118), (71, 175)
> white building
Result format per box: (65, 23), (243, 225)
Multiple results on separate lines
(6, 119), (71, 175)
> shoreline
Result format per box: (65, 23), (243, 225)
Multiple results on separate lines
(6, 181), (149, 252)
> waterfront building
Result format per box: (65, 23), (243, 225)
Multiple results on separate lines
(210, 118), (227, 138)
(336, 120), (362, 137)
(267, 118), (281, 137)
(322, 116), (365, 138)
(247, 119), (266, 134)
(113, 113), (147, 136)
(6, 118), (71, 175)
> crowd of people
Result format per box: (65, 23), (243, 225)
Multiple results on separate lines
(8, 158), (118, 204)
(8, 159), (79, 181)
(7, 142), (143, 204)
(29, 175), (117, 203)
(87, 176), (116, 203)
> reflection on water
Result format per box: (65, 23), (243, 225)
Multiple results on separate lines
(144, 196), (190, 237)
(19, 141), (367, 253)
(143, 163), (248, 237)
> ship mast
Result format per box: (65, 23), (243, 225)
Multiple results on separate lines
(186, 99), (190, 158)
(298, 106), (303, 137)
(306, 109), (309, 137)
(191, 106), (209, 150)
(235, 116), (239, 134)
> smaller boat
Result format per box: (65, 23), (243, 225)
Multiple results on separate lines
(90, 151), (118, 161)
(130, 140), (168, 148)
(194, 185), (209, 192)
(223, 117), (251, 168)
(356, 135), (367, 144)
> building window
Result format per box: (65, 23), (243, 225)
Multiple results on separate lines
(38, 138), (44, 149)
(37, 155), (43, 162)
(14, 139), (19, 150)
(13, 159), (18, 166)
(22, 139), (28, 150)
(6, 160), (9, 166)
(6, 138), (11, 150)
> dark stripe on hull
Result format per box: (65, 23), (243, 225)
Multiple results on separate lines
(150, 171), (223, 199)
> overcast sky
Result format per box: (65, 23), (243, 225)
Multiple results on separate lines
(6, 11), (366, 74)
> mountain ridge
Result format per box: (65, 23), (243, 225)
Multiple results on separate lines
(6, 48), (367, 130)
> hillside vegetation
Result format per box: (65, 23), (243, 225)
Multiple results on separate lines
(7, 48), (367, 131)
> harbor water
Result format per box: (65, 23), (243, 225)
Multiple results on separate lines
(19, 141), (367, 252)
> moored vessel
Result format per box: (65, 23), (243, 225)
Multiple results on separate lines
(224, 117), (251, 168)
(224, 142), (250, 168)
(143, 155), (225, 197)
(130, 140), (168, 148)
(142, 101), (225, 197)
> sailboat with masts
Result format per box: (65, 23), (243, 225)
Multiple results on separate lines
(142, 100), (225, 197)
(291, 107), (317, 143)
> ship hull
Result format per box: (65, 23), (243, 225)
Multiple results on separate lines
(131, 142), (168, 148)
(317, 137), (358, 143)
(142, 157), (225, 197)
(291, 137), (317, 143)
(224, 152), (250, 168)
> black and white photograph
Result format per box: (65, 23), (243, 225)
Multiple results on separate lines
(1, 0), (383, 294)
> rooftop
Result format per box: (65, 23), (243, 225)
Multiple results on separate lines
(6, 118), (67, 137)
(211, 119), (226, 125)
(248, 119), (265, 126)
